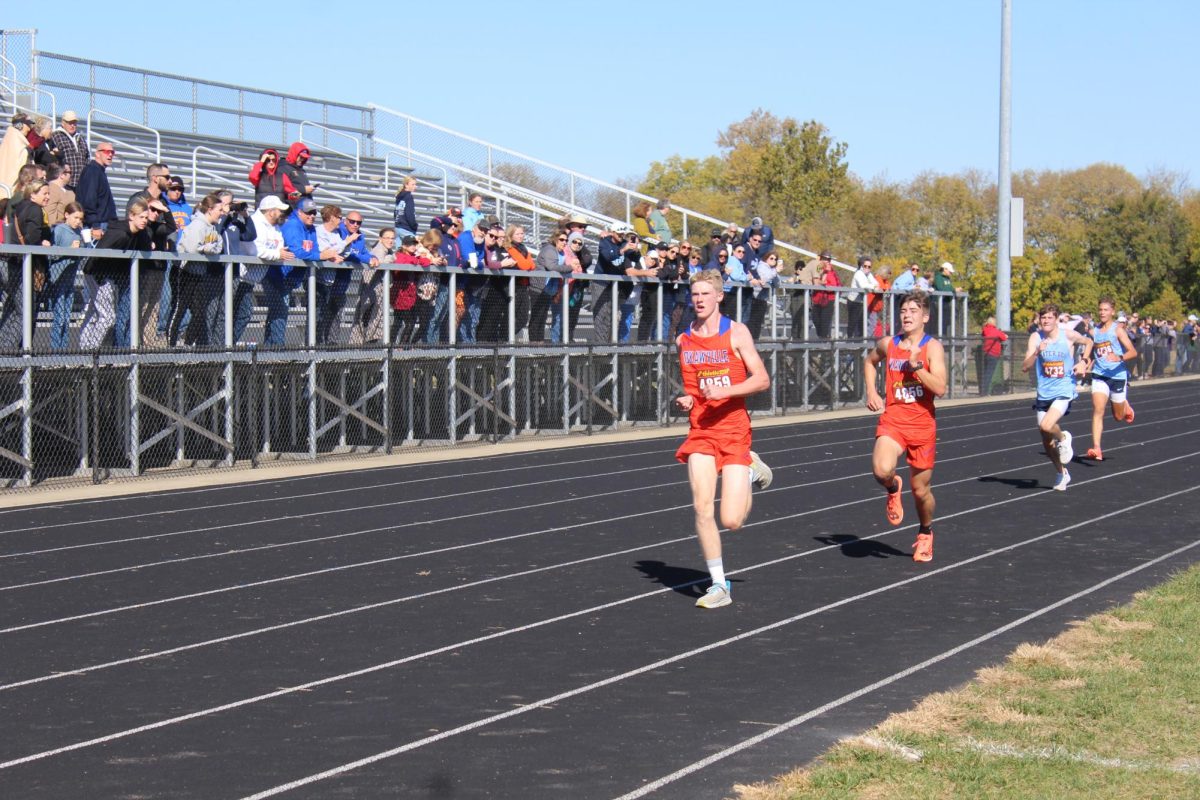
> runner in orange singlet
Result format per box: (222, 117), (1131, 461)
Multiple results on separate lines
(674, 269), (773, 609)
(864, 291), (948, 562)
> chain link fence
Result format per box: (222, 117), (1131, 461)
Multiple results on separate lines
(0, 242), (1007, 493)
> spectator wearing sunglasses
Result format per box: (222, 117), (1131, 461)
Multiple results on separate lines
(249, 148), (294, 208)
(76, 141), (118, 240)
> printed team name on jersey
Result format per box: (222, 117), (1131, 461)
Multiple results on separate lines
(887, 358), (915, 372)
(683, 349), (731, 365)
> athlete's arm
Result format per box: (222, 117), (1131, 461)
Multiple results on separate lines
(1115, 327), (1138, 361)
(863, 337), (889, 412)
(701, 322), (769, 401)
(913, 337), (948, 397)
(1065, 328), (1094, 375)
(1021, 333), (1042, 372)
(674, 332), (694, 412)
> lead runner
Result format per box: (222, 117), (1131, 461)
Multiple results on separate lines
(674, 269), (773, 609)
(864, 291), (948, 562)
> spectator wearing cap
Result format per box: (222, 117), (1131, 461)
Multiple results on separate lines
(455, 217), (492, 343)
(928, 261), (958, 334)
(810, 250), (840, 339)
(423, 215), (462, 344)
(649, 198), (672, 244)
(74, 140), (118, 239)
(590, 221), (644, 343)
(44, 163), (76, 226)
(49, 111), (88, 191)
(0, 115), (34, 196)
(267, 196), (323, 345)
(431, 205), (463, 234)
(699, 228), (726, 266)
(248, 195), (295, 345)
(560, 213), (589, 237)
(154, 176), (194, 340)
(740, 216), (775, 258)
(279, 142), (315, 202)
(249, 148), (295, 208)
(393, 176), (419, 238)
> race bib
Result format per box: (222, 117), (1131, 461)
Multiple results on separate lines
(1042, 360), (1066, 378)
(699, 374), (732, 390)
(1095, 341), (1114, 360)
(893, 381), (924, 404)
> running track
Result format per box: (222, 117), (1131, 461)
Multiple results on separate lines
(1, 380), (1198, 799)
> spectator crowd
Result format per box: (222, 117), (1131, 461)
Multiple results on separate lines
(11, 109), (1176, 357)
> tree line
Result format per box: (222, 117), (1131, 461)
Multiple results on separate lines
(633, 109), (1200, 329)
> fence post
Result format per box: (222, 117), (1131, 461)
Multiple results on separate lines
(21, 252), (32, 352)
(250, 347), (259, 469)
(91, 351), (101, 484)
(384, 342), (393, 455)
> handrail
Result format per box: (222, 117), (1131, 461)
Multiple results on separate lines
(0, 54), (16, 115)
(383, 151), (448, 210)
(299, 121), (360, 180)
(369, 102), (846, 270)
(191, 145), (253, 195)
(375, 137), (593, 220)
(0, 77), (56, 125)
(86, 108), (161, 163)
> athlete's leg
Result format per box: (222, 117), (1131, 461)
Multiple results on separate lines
(1090, 387), (1108, 453)
(872, 435), (904, 491)
(1037, 405), (1066, 469)
(909, 467), (935, 528)
(687, 453), (721, 561)
(719, 463), (753, 530)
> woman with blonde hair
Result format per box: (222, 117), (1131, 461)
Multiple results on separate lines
(505, 224), (536, 340)
(631, 200), (653, 252)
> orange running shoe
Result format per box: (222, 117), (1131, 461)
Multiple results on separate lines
(886, 475), (904, 525)
(1124, 402), (1135, 423)
(912, 531), (934, 562)
(1087, 447), (1104, 461)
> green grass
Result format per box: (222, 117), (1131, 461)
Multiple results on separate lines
(733, 564), (1200, 800)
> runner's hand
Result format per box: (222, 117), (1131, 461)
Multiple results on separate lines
(675, 395), (694, 412)
(866, 390), (885, 412)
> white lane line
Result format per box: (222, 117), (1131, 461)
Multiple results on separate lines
(611, 534), (1200, 799)
(5, 401), (1189, 569)
(0, 398), (1041, 518)
(6, 431), (1184, 689)
(0, 402), (1051, 542)
(0, 411), (1105, 580)
(0, 392), (1153, 538)
(239, 490), (1200, 800)
(2, 461), (1195, 775)
(3, 424), (1192, 637)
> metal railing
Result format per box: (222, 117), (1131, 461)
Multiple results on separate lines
(300, 120), (361, 180)
(190, 145), (253, 193)
(0, 77), (57, 125)
(87, 108), (161, 163)
(370, 102), (848, 272)
(34, 50), (374, 144)
(383, 150), (448, 210)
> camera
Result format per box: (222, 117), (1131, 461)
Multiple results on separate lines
(232, 201), (249, 214)
(627, 234), (639, 244)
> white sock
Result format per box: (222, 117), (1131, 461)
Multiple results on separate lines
(706, 558), (726, 588)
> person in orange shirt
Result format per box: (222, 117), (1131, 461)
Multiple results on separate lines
(674, 269), (773, 608)
(868, 264), (890, 337)
(864, 291), (948, 562)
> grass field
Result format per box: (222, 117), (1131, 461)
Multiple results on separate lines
(733, 564), (1200, 800)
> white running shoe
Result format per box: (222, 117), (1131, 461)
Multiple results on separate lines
(748, 451), (773, 490)
(1053, 469), (1071, 491)
(1057, 430), (1074, 464)
(695, 581), (732, 609)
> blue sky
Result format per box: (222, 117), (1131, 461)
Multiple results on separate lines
(5, 0), (1196, 188)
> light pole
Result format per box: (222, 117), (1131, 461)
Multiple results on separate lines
(996, 0), (1013, 330)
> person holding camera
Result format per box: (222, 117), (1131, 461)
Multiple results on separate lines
(590, 222), (647, 343)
